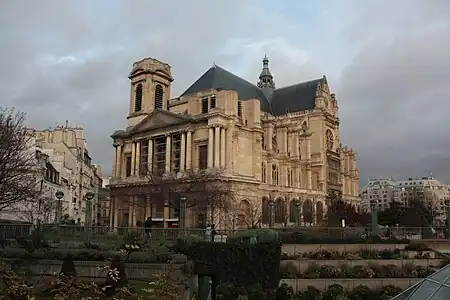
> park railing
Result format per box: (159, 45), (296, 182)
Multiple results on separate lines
(0, 223), (447, 244)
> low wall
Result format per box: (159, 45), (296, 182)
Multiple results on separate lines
(280, 278), (421, 292)
(282, 244), (408, 254)
(281, 258), (443, 272)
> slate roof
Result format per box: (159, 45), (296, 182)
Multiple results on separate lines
(180, 64), (325, 116)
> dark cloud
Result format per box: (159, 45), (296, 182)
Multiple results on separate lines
(1, 0), (450, 185)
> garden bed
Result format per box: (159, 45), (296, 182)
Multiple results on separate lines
(282, 258), (443, 272)
(280, 261), (438, 279)
(279, 278), (421, 292)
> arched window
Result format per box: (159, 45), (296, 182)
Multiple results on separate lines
(326, 129), (334, 150)
(134, 84), (143, 112)
(274, 198), (285, 223)
(261, 163), (266, 183)
(272, 164), (279, 185)
(155, 84), (163, 109)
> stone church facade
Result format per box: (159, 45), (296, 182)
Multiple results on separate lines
(108, 56), (360, 229)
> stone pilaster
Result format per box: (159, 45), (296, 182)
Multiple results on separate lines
(267, 123), (273, 152)
(112, 145), (117, 178)
(226, 126), (232, 169)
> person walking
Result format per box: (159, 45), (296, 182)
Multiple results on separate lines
(144, 217), (153, 241)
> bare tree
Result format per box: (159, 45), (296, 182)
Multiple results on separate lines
(234, 199), (262, 229)
(12, 191), (63, 225)
(0, 108), (40, 212)
(125, 168), (236, 227)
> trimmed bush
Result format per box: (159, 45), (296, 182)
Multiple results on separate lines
(175, 241), (282, 290)
(226, 229), (279, 244)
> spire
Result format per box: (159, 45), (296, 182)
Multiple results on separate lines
(257, 54), (275, 89)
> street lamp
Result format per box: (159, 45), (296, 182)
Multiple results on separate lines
(444, 200), (450, 239)
(180, 196), (187, 232)
(370, 200), (378, 236)
(85, 192), (95, 227)
(55, 191), (64, 224)
(294, 199), (301, 227)
(268, 199), (275, 228)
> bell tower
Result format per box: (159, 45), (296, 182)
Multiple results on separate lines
(127, 57), (174, 127)
(257, 54), (275, 97)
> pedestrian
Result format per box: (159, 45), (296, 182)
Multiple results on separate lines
(205, 224), (211, 241)
(144, 217), (153, 241)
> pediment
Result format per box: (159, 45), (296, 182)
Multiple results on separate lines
(131, 109), (192, 133)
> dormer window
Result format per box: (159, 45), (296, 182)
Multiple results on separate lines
(237, 101), (242, 117)
(201, 97), (208, 114)
(210, 96), (216, 108)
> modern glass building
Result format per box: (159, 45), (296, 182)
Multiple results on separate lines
(392, 264), (450, 299)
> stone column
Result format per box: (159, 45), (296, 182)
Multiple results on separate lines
(148, 139), (153, 173)
(116, 145), (122, 178)
(208, 127), (214, 168)
(112, 146), (117, 178)
(214, 126), (220, 168)
(220, 127), (226, 168)
(226, 126), (232, 169)
(165, 134), (171, 173)
(135, 141), (141, 175)
(186, 130), (192, 169)
(267, 124), (273, 151)
(131, 142), (136, 175)
(281, 127), (288, 154)
(180, 132), (186, 171)
(294, 135), (299, 158)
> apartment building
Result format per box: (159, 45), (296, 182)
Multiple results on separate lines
(361, 176), (450, 225)
(30, 123), (99, 224)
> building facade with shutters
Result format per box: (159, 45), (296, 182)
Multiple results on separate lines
(108, 56), (360, 229)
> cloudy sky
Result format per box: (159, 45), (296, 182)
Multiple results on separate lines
(1, 0), (450, 184)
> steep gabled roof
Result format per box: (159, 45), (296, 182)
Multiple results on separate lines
(180, 65), (271, 112)
(270, 78), (324, 116)
(179, 63), (326, 116)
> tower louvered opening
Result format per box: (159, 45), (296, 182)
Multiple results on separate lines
(155, 84), (163, 109)
(134, 84), (143, 112)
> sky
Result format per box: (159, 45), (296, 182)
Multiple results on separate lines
(1, 0), (450, 185)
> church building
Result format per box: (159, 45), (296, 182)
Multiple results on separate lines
(109, 56), (360, 229)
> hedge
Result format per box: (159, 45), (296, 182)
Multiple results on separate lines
(173, 240), (282, 290)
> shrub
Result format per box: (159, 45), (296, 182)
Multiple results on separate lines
(280, 260), (299, 278)
(322, 284), (344, 300)
(405, 242), (429, 251)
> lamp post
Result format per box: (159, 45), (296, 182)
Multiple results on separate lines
(55, 191), (64, 225)
(268, 199), (275, 228)
(294, 199), (301, 227)
(180, 196), (186, 232)
(370, 200), (378, 236)
(85, 192), (95, 227)
(445, 200), (450, 239)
